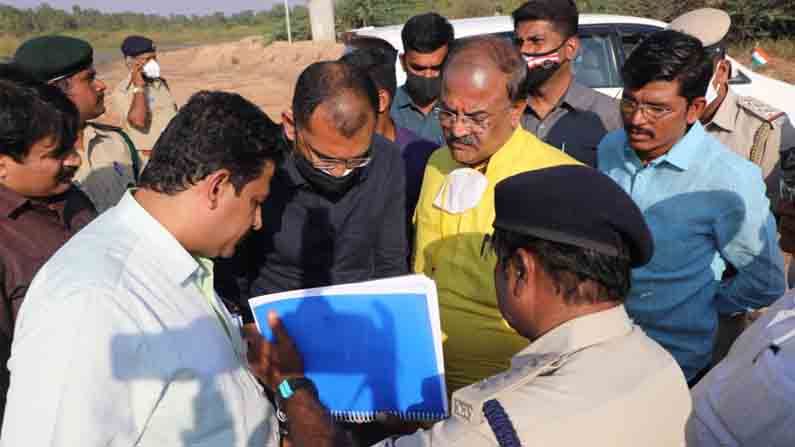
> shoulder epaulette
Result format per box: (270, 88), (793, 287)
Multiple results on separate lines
(450, 352), (571, 426)
(738, 96), (786, 124)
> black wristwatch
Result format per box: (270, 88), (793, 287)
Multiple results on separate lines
(275, 377), (318, 437)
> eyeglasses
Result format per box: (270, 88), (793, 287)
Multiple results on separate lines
(301, 137), (372, 171)
(619, 98), (674, 122)
(436, 105), (511, 133)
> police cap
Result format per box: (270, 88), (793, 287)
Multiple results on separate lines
(13, 35), (93, 83)
(493, 165), (653, 267)
(669, 8), (731, 49)
(121, 35), (156, 57)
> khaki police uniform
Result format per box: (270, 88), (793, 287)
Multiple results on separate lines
(374, 306), (691, 447)
(111, 75), (177, 161)
(75, 122), (140, 213)
(705, 89), (786, 201)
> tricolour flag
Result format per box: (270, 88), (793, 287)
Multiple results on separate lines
(751, 47), (770, 67)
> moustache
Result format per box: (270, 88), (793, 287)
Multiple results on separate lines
(447, 134), (478, 147)
(56, 166), (78, 184)
(625, 125), (654, 138)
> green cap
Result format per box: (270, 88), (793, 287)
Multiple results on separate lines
(13, 35), (93, 83)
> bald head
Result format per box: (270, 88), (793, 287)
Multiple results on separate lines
(443, 36), (529, 103)
(293, 61), (378, 138)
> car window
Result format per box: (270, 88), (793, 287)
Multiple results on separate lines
(573, 34), (618, 88)
(620, 32), (647, 58)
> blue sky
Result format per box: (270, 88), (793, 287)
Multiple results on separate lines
(4, 0), (305, 15)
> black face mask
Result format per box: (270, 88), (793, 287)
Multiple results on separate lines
(522, 42), (565, 90)
(293, 152), (359, 200)
(405, 73), (442, 106)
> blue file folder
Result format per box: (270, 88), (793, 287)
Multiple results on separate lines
(249, 274), (448, 422)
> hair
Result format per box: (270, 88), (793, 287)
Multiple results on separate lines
(139, 90), (284, 195)
(292, 61), (378, 138)
(491, 228), (632, 304)
(622, 30), (713, 102)
(401, 13), (454, 54)
(0, 74), (80, 162)
(512, 0), (579, 39)
(444, 36), (530, 103)
(340, 45), (398, 105)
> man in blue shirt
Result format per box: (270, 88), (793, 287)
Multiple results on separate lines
(598, 30), (785, 384)
(390, 13), (454, 145)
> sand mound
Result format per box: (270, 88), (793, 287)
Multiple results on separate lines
(98, 36), (343, 125)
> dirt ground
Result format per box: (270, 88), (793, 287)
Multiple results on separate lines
(97, 37), (343, 126)
(96, 36), (795, 127)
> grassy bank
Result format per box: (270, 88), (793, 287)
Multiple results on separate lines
(0, 25), (266, 59)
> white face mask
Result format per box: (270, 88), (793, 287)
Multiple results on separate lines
(705, 60), (727, 105)
(433, 168), (489, 214)
(143, 60), (161, 79)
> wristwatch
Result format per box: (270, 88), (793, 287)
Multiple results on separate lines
(275, 377), (317, 438)
(277, 376), (318, 400)
(131, 86), (145, 95)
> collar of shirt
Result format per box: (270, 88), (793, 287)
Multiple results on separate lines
(560, 80), (599, 111)
(0, 183), (30, 218)
(705, 88), (739, 133)
(526, 80), (594, 118)
(511, 305), (633, 368)
(620, 121), (707, 172)
(115, 190), (204, 286)
(394, 86), (425, 112)
(483, 127), (535, 175)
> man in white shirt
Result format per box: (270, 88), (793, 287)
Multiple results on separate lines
(1, 91), (284, 446)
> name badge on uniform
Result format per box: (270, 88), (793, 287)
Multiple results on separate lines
(433, 168), (488, 214)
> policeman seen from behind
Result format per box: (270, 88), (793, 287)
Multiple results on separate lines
(246, 166), (692, 447)
(513, 0), (621, 167)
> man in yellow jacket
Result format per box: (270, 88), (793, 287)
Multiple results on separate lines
(413, 35), (580, 391)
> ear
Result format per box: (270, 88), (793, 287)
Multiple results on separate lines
(201, 169), (233, 211)
(0, 154), (9, 181)
(377, 88), (390, 114)
(281, 107), (296, 143)
(510, 98), (528, 128)
(563, 35), (579, 61)
(511, 248), (536, 297)
(686, 97), (707, 125)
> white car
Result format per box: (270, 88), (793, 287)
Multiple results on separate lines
(352, 14), (795, 120)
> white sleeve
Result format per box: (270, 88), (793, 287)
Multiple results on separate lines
(1, 285), (157, 447)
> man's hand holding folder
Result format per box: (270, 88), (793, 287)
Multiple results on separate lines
(245, 311), (345, 447)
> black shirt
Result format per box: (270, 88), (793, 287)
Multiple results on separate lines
(522, 81), (622, 167)
(215, 135), (409, 319)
